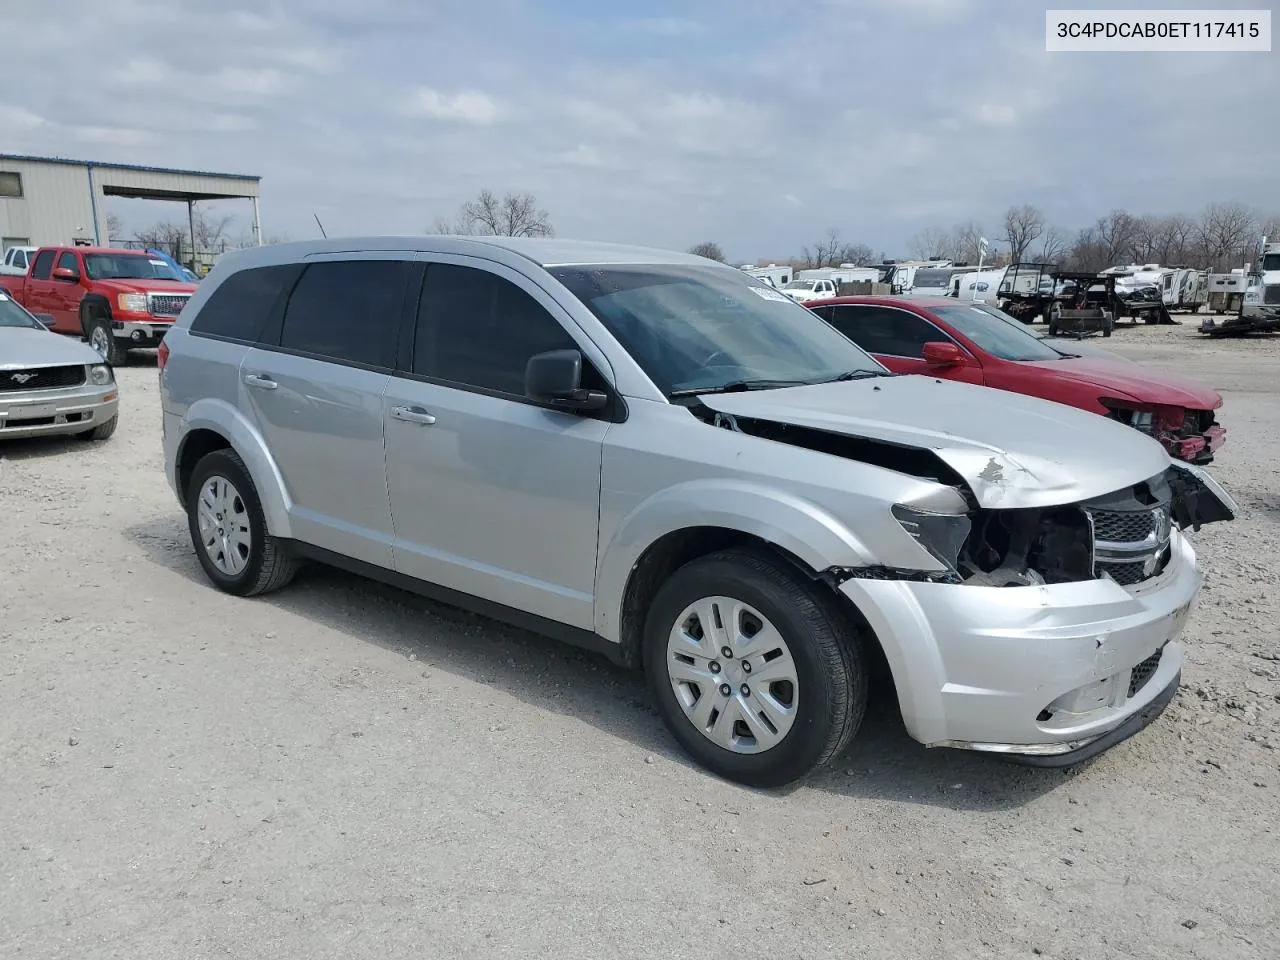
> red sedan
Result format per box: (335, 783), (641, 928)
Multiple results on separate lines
(806, 296), (1225, 463)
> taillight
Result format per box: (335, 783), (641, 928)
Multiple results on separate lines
(157, 340), (170, 371)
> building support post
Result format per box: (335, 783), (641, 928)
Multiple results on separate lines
(187, 199), (198, 272)
(252, 196), (263, 246)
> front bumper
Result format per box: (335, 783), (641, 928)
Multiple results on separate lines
(1166, 423), (1225, 464)
(111, 317), (174, 345)
(839, 532), (1201, 763)
(0, 383), (118, 439)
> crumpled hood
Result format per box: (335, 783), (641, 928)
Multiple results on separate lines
(699, 375), (1172, 509)
(0, 326), (102, 368)
(1023, 355), (1222, 410)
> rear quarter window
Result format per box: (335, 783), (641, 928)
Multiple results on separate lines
(189, 264), (304, 343)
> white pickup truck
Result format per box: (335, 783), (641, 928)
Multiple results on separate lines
(1, 245), (38, 276)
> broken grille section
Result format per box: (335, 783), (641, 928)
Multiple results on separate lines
(1127, 648), (1163, 698)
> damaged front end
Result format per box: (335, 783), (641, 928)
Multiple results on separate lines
(862, 459), (1235, 590)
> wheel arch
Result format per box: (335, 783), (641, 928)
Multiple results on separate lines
(79, 293), (112, 334)
(177, 398), (294, 538)
(596, 481), (882, 669)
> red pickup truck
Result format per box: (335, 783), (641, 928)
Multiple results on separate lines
(0, 246), (197, 365)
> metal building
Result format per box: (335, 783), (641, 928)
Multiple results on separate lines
(0, 153), (261, 260)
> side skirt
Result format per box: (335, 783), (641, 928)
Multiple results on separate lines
(284, 540), (628, 667)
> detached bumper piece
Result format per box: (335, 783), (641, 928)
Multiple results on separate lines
(998, 670), (1180, 769)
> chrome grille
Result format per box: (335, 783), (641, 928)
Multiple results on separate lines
(1089, 505), (1172, 587)
(1091, 509), (1155, 543)
(148, 293), (191, 317)
(1128, 648), (1163, 698)
(0, 365), (86, 392)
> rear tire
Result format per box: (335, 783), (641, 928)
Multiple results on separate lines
(79, 414), (118, 442)
(186, 449), (298, 597)
(643, 548), (867, 787)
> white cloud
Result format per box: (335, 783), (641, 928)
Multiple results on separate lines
(401, 88), (503, 125)
(215, 67), (287, 96)
(0, 106), (46, 130)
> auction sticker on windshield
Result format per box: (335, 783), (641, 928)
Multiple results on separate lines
(748, 285), (792, 303)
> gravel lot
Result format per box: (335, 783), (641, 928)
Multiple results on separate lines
(2, 321), (1277, 960)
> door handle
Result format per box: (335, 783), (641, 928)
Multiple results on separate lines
(243, 373), (278, 390)
(390, 405), (436, 426)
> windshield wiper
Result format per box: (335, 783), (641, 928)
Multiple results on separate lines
(819, 370), (896, 383)
(668, 378), (809, 398)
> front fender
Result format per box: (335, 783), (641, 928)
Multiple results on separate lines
(594, 479), (878, 643)
(181, 398), (293, 538)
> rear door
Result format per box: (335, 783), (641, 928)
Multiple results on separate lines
(824, 304), (984, 383)
(383, 257), (610, 629)
(239, 256), (415, 569)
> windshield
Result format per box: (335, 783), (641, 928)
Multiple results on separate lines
(780, 280), (816, 291)
(549, 263), (885, 395)
(84, 254), (182, 282)
(0, 293), (42, 329)
(911, 268), (956, 289)
(1262, 253), (1280, 272)
(931, 303), (1063, 361)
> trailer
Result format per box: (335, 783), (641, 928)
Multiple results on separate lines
(1159, 267), (1206, 312)
(1205, 270), (1248, 314)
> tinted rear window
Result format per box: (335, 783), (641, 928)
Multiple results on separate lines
(191, 264), (302, 342)
(279, 260), (413, 368)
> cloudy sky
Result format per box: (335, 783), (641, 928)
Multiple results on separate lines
(5, 0), (1275, 261)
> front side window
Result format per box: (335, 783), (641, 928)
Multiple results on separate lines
(827, 305), (949, 359)
(550, 263), (884, 395)
(279, 259), (412, 368)
(56, 251), (80, 277)
(85, 254), (182, 281)
(931, 303), (1062, 361)
(1262, 253), (1280, 272)
(414, 263), (578, 396)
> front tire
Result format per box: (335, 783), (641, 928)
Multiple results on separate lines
(643, 548), (867, 787)
(86, 313), (128, 366)
(186, 449), (298, 597)
(78, 414), (118, 441)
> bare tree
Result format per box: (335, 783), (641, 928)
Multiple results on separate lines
(908, 226), (952, 260)
(1154, 214), (1196, 265)
(800, 228), (845, 268)
(1037, 227), (1068, 264)
(105, 213), (124, 243)
(1002, 204), (1045, 262)
(434, 189), (554, 238)
(1126, 215), (1162, 264)
(687, 241), (727, 262)
(1087, 210), (1138, 266)
(1067, 226), (1109, 272)
(837, 242), (877, 266)
(1197, 202), (1256, 270)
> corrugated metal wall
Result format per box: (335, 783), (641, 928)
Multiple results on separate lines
(0, 161), (97, 248)
(0, 158), (259, 252)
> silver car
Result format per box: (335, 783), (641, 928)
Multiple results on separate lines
(1, 291), (118, 441)
(159, 238), (1235, 786)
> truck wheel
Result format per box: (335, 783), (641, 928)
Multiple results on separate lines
(643, 548), (867, 787)
(78, 415), (118, 442)
(86, 314), (128, 366)
(186, 449), (299, 597)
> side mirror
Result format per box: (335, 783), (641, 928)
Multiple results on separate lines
(525, 349), (608, 412)
(51, 267), (78, 282)
(922, 341), (963, 366)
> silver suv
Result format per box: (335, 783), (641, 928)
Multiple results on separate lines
(160, 238), (1235, 786)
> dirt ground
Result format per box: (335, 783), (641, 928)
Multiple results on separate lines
(2, 320), (1277, 960)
